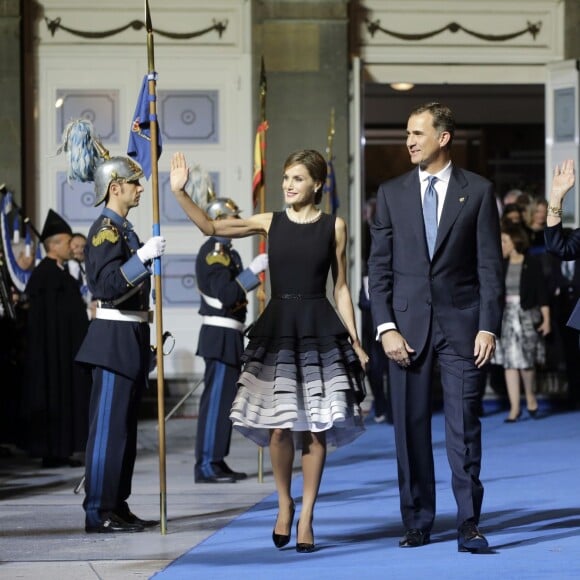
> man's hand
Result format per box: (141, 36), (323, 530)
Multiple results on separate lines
(248, 253), (268, 275)
(137, 236), (167, 263)
(381, 330), (415, 368)
(473, 331), (495, 368)
(170, 152), (190, 193)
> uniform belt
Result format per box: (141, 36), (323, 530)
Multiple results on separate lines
(199, 290), (223, 309)
(96, 307), (152, 323)
(201, 315), (244, 332)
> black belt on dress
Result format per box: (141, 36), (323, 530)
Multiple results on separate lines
(274, 293), (325, 300)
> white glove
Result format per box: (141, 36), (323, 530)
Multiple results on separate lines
(137, 236), (167, 263)
(248, 253), (268, 275)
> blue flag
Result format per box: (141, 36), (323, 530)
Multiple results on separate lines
(127, 74), (162, 179)
(324, 158), (339, 215)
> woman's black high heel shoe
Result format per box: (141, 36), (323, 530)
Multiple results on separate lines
(504, 410), (522, 423)
(295, 521), (315, 553)
(272, 501), (295, 548)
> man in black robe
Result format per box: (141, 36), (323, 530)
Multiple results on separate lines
(23, 209), (90, 467)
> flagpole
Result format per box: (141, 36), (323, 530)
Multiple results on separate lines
(145, 0), (168, 535)
(325, 108), (335, 214)
(256, 57), (267, 483)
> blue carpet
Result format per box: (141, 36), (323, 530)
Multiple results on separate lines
(154, 410), (580, 580)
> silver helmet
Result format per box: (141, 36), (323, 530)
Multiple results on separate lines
(205, 197), (241, 220)
(93, 156), (144, 206)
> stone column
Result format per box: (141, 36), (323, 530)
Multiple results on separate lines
(564, 0), (580, 60)
(0, 0), (22, 203)
(252, 1), (350, 218)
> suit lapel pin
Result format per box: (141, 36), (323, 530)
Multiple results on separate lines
(459, 197), (465, 203)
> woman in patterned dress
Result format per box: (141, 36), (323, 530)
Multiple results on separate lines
(170, 149), (367, 553)
(493, 222), (551, 422)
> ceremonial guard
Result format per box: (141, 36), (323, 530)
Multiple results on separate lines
(194, 197), (268, 483)
(61, 120), (166, 533)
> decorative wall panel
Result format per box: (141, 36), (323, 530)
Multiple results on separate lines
(162, 254), (200, 307)
(56, 172), (99, 225)
(56, 89), (119, 144)
(554, 88), (575, 142)
(158, 90), (219, 143)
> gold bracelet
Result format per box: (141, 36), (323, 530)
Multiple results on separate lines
(547, 205), (563, 217)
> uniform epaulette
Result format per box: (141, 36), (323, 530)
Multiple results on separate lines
(206, 253), (231, 267)
(92, 219), (120, 247)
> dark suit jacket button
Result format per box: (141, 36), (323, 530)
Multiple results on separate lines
(426, 299), (432, 305)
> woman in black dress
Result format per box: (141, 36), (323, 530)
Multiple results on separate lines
(170, 149), (367, 553)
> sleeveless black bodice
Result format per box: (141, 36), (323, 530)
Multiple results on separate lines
(248, 211), (347, 339)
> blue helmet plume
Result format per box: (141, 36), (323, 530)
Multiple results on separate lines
(58, 119), (105, 183)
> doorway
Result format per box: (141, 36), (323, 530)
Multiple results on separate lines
(363, 83), (545, 201)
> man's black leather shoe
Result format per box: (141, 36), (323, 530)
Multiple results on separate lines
(195, 474), (237, 484)
(116, 508), (159, 528)
(399, 529), (430, 548)
(216, 461), (247, 481)
(458, 519), (489, 552)
(85, 513), (144, 534)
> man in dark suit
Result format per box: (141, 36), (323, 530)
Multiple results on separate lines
(368, 102), (504, 552)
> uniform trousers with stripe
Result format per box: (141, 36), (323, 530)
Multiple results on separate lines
(83, 367), (145, 526)
(195, 359), (240, 479)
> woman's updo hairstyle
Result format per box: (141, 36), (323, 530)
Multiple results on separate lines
(283, 149), (327, 205)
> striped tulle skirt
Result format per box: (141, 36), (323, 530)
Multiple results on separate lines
(229, 335), (365, 449)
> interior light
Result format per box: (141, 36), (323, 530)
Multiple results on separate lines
(390, 82), (415, 91)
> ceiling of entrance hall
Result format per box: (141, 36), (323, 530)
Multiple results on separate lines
(365, 83), (545, 126)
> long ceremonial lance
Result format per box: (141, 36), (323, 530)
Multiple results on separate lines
(257, 58), (267, 483)
(145, 0), (168, 535)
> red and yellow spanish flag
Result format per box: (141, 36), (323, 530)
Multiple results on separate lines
(252, 120), (269, 210)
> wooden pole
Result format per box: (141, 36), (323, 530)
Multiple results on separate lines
(145, 0), (167, 535)
(257, 57), (267, 483)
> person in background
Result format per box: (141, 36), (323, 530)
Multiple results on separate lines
(194, 197), (268, 484)
(493, 223), (550, 422)
(526, 199), (548, 255)
(544, 159), (580, 408)
(368, 102), (504, 553)
(502, 189), (523, 207)
(548, 234), (580, 410)
(360, 197), (390, 423)
(23, 209), (91, 468)
(358, 271), (390, 423)
(170, 149), (366, 554)
(67, 232), (96, 319)
(501, 203), (525, 227)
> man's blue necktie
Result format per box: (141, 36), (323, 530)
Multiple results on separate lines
(423, 175), (438, 259)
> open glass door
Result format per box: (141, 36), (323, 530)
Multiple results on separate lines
(349, 55), (363, 324)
